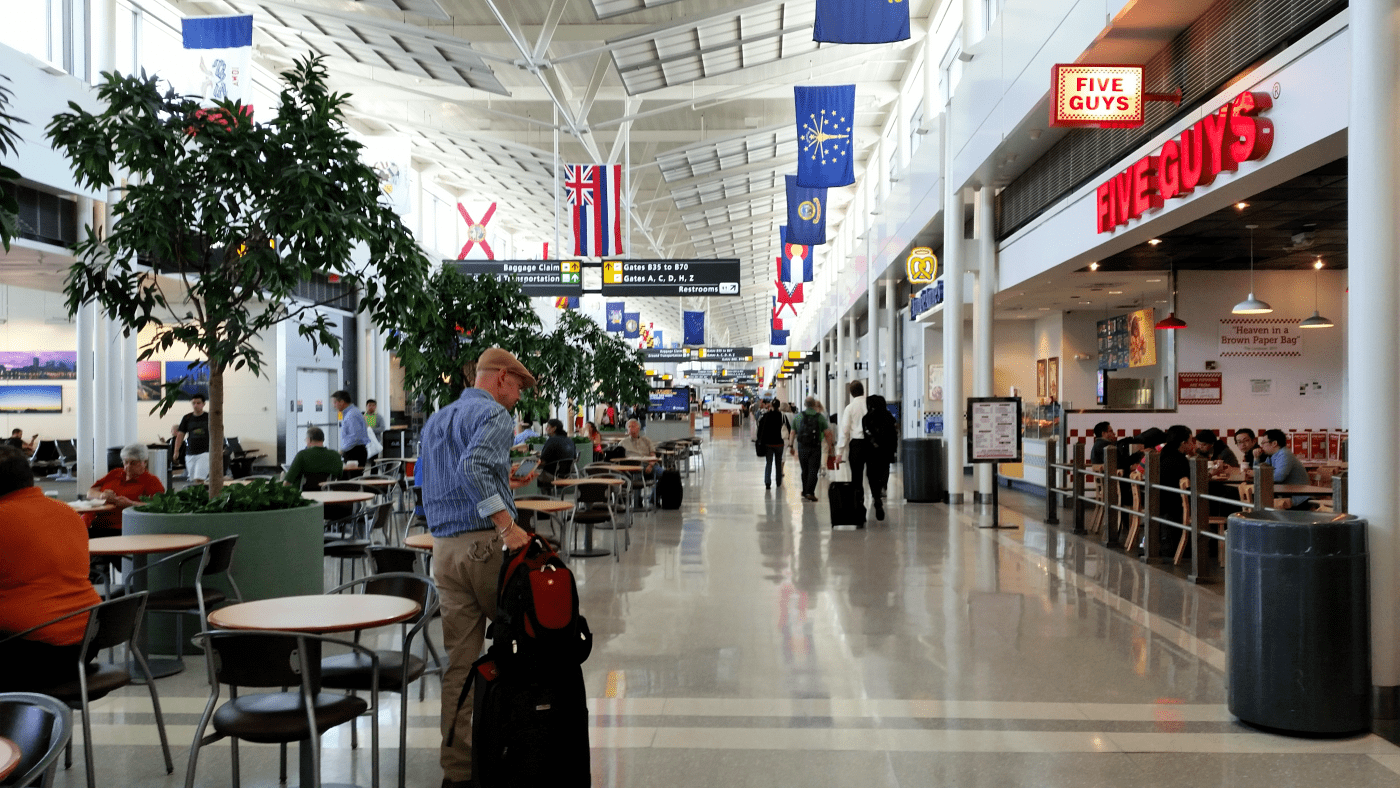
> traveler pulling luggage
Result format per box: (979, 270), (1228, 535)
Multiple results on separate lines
(657, 468), (683, 509)
(461, 536), (593, 787)
(826, 456), (866, 527)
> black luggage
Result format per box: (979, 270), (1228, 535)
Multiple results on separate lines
(657, 469), (683, 509)
(828, 481), (866, 527)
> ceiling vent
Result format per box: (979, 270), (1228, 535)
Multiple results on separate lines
(1283, 231), (1317, 251)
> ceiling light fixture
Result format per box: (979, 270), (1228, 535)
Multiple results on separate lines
(1236, 202), (1249, 210)
(1299, 256), (1334, 328)
(1148, 238), (1162, 245)
(1232, 224), (1273, 314)
(1156, 255), (1188, 330)
(1088, 262), (1099, 271)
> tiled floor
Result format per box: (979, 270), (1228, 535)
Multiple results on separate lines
(42, 434), (1400, 786)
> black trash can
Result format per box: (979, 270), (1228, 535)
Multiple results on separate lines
(901, 438), (945, 503)
(1226, 510), (1370, 734)
(106, 446), (124, 472)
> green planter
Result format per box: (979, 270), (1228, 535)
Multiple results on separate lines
(123, 503), (325, 655)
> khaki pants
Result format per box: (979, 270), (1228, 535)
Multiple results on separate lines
(433, 529), (505, 782)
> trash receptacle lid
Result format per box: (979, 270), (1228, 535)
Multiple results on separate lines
(1227, 510), (1366, 556)
(1227, 510), (1359, 526)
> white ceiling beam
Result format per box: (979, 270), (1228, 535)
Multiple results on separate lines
(551, 0), (800, 65)
(531, 0), (572, 61)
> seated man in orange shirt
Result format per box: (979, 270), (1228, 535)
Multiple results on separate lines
(0, 445), (103, 690)
(86, 442), (166, 533)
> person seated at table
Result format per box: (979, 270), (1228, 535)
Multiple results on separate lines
(1156, 425), (1196, 551)
(1089, 421), (1115, 465)
(283, 426), (344, 491)
(1260, 428), (1313, 509)
(583, 421), (604, 454)
(4, 428), (36, 454)
(1194, 429), (1238, 469)
(1233, 428), (1266, 470)
(514, 417), (539, 446)
(618, 418), (661, 478)
(537, 419), (576, 487)
(86, 443), (165, 534)
(0, 445), (103, 690)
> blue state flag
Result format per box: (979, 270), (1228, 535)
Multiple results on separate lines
(683, 311), (705, 346)
(795, 86), (856, 188)
(606, 302), (626, 332)
(785, 175), (827, 246)
(623, 312), (641, 339)
(813, 0), (911, 44)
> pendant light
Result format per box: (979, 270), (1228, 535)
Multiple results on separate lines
(1299, 256), (1335, 328)
(1232, 224), (1273, 314)
(1155, 254), (1187, 329)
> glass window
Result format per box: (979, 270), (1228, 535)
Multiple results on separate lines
(115, 1), (137, 76)
(0, 0), (54, 65)
(909, 98), (924, 157)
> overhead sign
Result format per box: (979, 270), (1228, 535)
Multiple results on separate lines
(697, 347), (753, 362)
(643, 347), (693, 362)
(910, 280), (945, 321)
(449, 260), (582, 297)
(1051, 65), (1144, 128)
(601, 259), (742, 296)
(1096, 91), (1274, 233)
(788, 350), (820, 361)
(906, 247), (938, 284)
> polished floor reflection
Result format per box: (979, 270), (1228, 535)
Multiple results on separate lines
(51, 434), (1400, 786)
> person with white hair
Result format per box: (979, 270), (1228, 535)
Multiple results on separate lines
(85, 442), (165, 533)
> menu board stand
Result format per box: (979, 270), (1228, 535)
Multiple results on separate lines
(966, 397), (1023, 530)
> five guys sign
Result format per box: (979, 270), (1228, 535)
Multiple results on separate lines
(1096, 91), (1275, 233)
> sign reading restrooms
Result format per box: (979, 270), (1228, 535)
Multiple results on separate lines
(1051, 65), (1145, 128)
(1095, 91), (1275, 233)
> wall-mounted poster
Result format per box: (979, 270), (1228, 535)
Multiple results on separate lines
(1097, 316), (1128, 369)
(1036, 359), (1047, 397)
(0, 385), (63, 413)
(1128, 308), (1157, 367)
(137, 361), (162, 401)
(0, 351), (78, 380)
(164, 360), (210, 400)
(1047, 357), (1059, 399)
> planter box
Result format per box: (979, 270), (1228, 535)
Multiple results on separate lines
(123, 503), (325, 654)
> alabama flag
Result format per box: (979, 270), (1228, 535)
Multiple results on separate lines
(565, 164), (624, 257)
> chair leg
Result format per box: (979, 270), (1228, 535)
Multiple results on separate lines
(1174, 531), (1188, 565)
(350, 691), (359, 749)
(230, 737), (240, 788)
(63, 737), (71, 770)
(79, 697), (95, 788)
(132, 646), (176, 774)
(279, 743), (287, 784)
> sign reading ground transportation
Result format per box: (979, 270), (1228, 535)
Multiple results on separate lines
(600, 259), (741, 296)
(450, 260), (582, 297)
(643, 347), (693, 362)
(697, 347), (753, 362)
(966, 397), (1023, 463)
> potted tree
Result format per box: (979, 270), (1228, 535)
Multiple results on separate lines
(47, 56), (431, 613)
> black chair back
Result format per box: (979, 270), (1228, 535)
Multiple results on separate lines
(205, 631), (320, 689)
(57, 439), (78, 462)
(366, 546), (419, 574)
(0, 692), (72, 788)
(202, 535), (240, 578)
(31, 440), (60, 463)
(577, 482), (611, 506)
(330, 572), (436, 627)
(85, 592), (149, 653)
(300, 471), (334, 492)
(225, 437), (245, 454)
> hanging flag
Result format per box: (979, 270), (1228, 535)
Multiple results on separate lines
(683, 311), (705, 346)
(565, 164), (624, 257)
(554, 296), (579, 309)
(654, 330), (664, 348)
(775, 279), (803, 315)
(813, 0), (911, 44)
(795, 86), (856, 188)
(182, 15), (254, 109)
(785, 175), (827, 246)
(779, 226), (814, 284)
(455, 202), (497, 260)
(606, 302), (626, 332)
(771, 297), (790, 346)
(358, 136), (412, 215)
(623, 312), (641, 338)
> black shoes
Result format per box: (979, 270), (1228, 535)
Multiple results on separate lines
(874, 500), (885, 520)
(802, 493), (818, 502)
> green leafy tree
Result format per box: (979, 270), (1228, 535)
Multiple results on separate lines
(48, 56), (431, 494)
(0, 74), (24, 251)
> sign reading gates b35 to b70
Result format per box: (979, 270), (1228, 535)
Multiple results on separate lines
(601, 259), (741, 297)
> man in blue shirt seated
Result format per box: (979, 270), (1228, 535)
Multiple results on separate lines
(422, 348), (539, 788)
(1259, 428), (1313, 509)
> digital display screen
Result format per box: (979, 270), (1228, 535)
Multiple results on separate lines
(649, 387), (691, 414)
(1097, 369), (1108, 406)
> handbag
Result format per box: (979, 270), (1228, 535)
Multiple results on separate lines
(365, 430), (384, 457)
(827, 456), (852, 483)
(754, 439), (766, 458)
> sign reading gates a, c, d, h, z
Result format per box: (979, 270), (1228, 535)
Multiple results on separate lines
(1096, 91), (1274, 234)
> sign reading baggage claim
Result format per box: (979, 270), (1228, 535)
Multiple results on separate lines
(601, 259), (741, 296)
(1095, 91), (1274, 233)
(450, 260), (582, 297)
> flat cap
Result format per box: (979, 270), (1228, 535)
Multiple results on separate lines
(476, 347), (537, 389)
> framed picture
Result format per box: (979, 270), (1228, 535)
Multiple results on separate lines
(0, 351), (78, 380)
(1047, 357), (1060, 400)
(164, 360), (210, 400)
(1036, 359), (1047, 397)
(0, 384), (63, 413)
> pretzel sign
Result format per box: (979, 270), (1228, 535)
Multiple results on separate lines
(456, 202), (497, 260)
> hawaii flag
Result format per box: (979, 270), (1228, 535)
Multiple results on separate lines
(182, 15), (253, 109)
(565, 164), (624, 257)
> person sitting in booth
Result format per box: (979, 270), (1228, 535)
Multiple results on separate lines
(283, 426), (344, 491)
(1234, 428), (1266, 470)
(1260, 428), (1313, 509)
(1195, 429), (1239, 469)
(86, 443), (166, 533)
(0, 445), (103, 691)
(1089, 421), (1115, 465)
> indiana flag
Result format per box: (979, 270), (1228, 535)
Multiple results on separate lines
(623, 312), (641, 338)
(795, 86), (856, 188)
(683, 310), (705, 346)
(565, 164), (624, 256)
(606, 302), (626, 332)
(779, 226), (814, 283)
(182, 15), (254, 109)
(785, 175), (827, 246)
(813, 0), (910, 44)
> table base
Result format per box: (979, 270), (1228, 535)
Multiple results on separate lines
(570, 548), (614, 558)
(131, 656), (185, 683)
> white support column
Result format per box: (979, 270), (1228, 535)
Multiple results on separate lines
(868, 257), (879, 394)
(885, 279), (898, 409)
(973, 186), (995, 502)
(75, 195), (98, 490)
(846, 314), (858, 403)
(1350, 0), (1400, 717)
(943, 182), (966, 503)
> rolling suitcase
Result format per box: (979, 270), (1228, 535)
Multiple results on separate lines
(828, 481), (866, 527)
(657, 469), (683, 509)
(471, 656), (591, 787)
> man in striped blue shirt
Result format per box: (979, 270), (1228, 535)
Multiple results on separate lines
(332, 390), (370, 466)
(423, 348), (538, 788)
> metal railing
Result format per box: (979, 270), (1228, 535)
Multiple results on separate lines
(1043, 438), (1349, 584)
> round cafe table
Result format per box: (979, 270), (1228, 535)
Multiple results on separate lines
(303, 490), (375, 505)
(88, 534), (211, 679)
(208, 594), (420, 788)
(69, 500), (117, 515)
(404, 532), (434, 550)
(0, 736), (21, 782)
